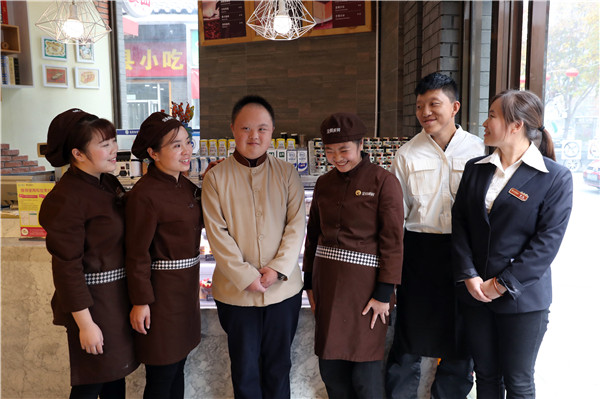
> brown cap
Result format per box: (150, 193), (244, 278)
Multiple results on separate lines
(45, 108), (96, 167)
(131, 112), (184, 160)
(320, 112), (366, 144)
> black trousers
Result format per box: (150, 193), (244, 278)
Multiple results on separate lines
(319, 358), (384, 399)
(216, 291), (302, 399)
(461, 305), (549, 399)
(69, 378), (125, 399)
(385, 352), (473, 399)
(143, 357), (187, 399)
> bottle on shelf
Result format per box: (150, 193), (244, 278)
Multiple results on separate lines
(286, 139), (297, 168)
(267, 139), (276, 157)
(227, 139), (236, 157)
(275, 138), (286, 161)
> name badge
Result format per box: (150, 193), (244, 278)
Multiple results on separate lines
(508, 187), (529, 202)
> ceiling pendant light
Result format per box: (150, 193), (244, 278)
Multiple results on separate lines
(36, 0), (111, 44)
(247, 0), (316, 41)
(61, 2), (85, 39)
(273, 2), (292, 35)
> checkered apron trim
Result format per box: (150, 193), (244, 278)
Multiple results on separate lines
(315, 245), (380, 268)
(84, 268), (126, 285)
(151, 255), (201, 271)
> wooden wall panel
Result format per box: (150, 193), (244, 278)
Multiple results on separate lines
(199, 32), (377, 140)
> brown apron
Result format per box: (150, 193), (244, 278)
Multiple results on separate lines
(312, 252), (395, 362)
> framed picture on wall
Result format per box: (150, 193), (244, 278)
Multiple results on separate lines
(76, 42), (95, 63)
(41, 37), (67, 61)
(74, 67), (100, 89)
(42, 65), (68, 88)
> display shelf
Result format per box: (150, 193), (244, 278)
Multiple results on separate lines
(1, 82), (33, 89)
(1, 24), (20, 53)
(199, 259), (310, 309)
(1, 2), (33, 88)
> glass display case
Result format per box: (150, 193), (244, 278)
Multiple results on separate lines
(198, 176), (316, 308)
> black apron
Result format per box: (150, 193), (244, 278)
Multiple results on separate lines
(394, 230), (469, 359)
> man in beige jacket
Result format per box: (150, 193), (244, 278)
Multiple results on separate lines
(202, 95), (306, 399)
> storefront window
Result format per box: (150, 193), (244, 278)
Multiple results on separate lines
(466, 3), (599, 393)
(543, 2), (599, 173)
(466, 0), (493, 139)
(534, 2), (599, 397)
(119, 0), (199, 130)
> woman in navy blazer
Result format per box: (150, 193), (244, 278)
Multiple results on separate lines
(452, 90), (573, 398)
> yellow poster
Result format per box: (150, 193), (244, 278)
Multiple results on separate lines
(16, 182), (55, 238)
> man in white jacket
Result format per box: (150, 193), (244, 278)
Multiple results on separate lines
(386, 73), (484, 399)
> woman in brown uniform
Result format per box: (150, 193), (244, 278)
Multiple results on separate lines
(126, 112), (202, 399)
(39, 108), (138, 398)
(303, 113), (404, 398)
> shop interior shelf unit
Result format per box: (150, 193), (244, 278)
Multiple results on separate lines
(1, 1), (33, 88)
(1, 24), (20, 53)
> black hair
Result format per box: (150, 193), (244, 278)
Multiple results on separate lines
(490, 90), (556, 161)
(66, 116), (116, 162)
(231, 95), (275, 125)
(414, 72), (459, 102)
(149, 128), (182, 155)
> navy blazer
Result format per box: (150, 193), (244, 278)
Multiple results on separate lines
(452, 155), (573, 314)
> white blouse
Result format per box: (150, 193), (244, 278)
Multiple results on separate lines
(475, 143), (549, 213)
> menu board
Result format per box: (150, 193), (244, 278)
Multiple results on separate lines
(200, 0), (253, 45)
(308, 1), (372, 37)
(16, 182), (55, 238)
(198, 0), (373, 45)
(313, 1), (364, 30)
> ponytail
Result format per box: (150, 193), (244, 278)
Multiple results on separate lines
(538, 127), (556, 161)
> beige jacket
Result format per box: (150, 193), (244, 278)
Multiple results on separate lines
(202, 151), (305, 306)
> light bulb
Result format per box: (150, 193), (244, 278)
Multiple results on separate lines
(273, 14), (292, 34)
(63, 18), (84, 38)
(62, 3), (84, 39)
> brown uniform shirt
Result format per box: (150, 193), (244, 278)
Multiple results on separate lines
(303, 155), (404, 361)
(125, 163), (202, 365)
(39, 166), (138, 385)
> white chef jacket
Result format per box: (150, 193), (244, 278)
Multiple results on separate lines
(391, 125), (485, 234)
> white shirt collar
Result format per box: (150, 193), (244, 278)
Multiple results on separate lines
(424, 124), (465, 153)
(475, 143), (548, 173)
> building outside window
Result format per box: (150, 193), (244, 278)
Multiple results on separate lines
(119, 0), (199, 130)
(541, 2), (598, 174)
(521, 2), (599, 397)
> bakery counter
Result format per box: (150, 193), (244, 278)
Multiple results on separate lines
(0, 235), (326, 398)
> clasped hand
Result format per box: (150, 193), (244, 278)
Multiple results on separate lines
(245, 267), (279, 293)
(465, 276), (503, 302)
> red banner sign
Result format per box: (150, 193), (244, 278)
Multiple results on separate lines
(125, 42), (187, 78)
